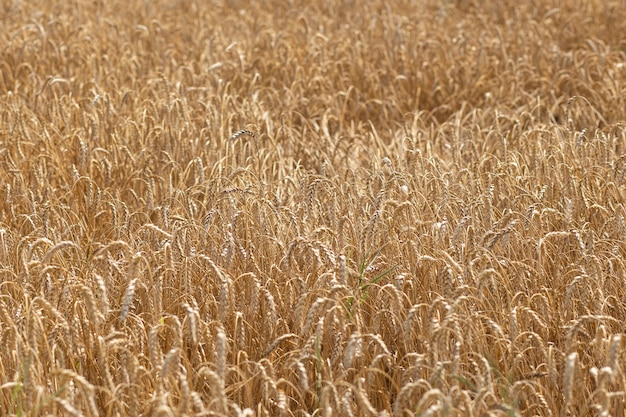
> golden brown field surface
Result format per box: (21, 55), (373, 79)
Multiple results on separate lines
(1, 0), (626, 415)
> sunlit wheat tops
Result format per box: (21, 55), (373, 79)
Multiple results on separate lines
(1, 0), (626, 416)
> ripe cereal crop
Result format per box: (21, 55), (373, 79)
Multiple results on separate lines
(1, 0), (626, 416)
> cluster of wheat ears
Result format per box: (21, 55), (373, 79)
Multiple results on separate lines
(1, 0), (626, 416)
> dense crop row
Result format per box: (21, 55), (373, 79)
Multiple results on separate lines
(1, 0), (626, 415)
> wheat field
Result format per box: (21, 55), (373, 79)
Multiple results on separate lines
(1, 0), (626, 416)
